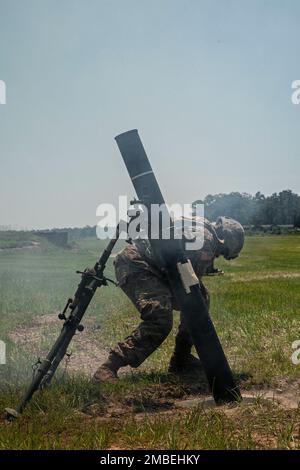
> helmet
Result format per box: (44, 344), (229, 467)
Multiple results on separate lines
(213, 216), (245, 260)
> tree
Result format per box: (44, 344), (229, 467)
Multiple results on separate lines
(193, 190), (300, 227)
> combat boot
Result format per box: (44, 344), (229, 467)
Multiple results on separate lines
(93, 365), (118, 383)
(168, 353), (203, 374)
(93, 353), (125, 384)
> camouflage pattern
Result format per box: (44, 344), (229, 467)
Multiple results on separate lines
(214, 216), (245, 260)
(110, 221), (217, 368)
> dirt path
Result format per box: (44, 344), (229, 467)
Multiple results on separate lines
(8, 313), (108, 376)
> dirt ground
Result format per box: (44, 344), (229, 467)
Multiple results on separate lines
(8, 313), (108, 376)
(7, 313), (300, 418)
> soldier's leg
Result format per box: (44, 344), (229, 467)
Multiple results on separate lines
(169, 282), (210, 372)
(94, 265), (173, 382)
(206, 261), (224, 276)
(112, 269), (173, 366)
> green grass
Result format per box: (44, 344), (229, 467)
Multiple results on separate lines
(0, 376), (299, 450)
(0, 231), (42, 250)
(1, 235), (300, 449)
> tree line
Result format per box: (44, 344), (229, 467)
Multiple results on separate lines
(35, 189), (300, 238)
(193, 190), (300, 227)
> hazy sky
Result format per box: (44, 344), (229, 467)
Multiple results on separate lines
(0, 0), (300, 229)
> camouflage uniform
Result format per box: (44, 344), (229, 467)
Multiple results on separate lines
(110, 220), (219, 368)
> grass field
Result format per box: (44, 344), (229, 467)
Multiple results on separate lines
(0, 234), (300, 449)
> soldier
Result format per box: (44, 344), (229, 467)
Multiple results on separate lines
(93, 216), (244, 382)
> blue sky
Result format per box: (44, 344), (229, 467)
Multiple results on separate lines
(0, 0), (299, 229)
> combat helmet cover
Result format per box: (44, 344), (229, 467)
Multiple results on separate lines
(214, 216), (245, 260)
